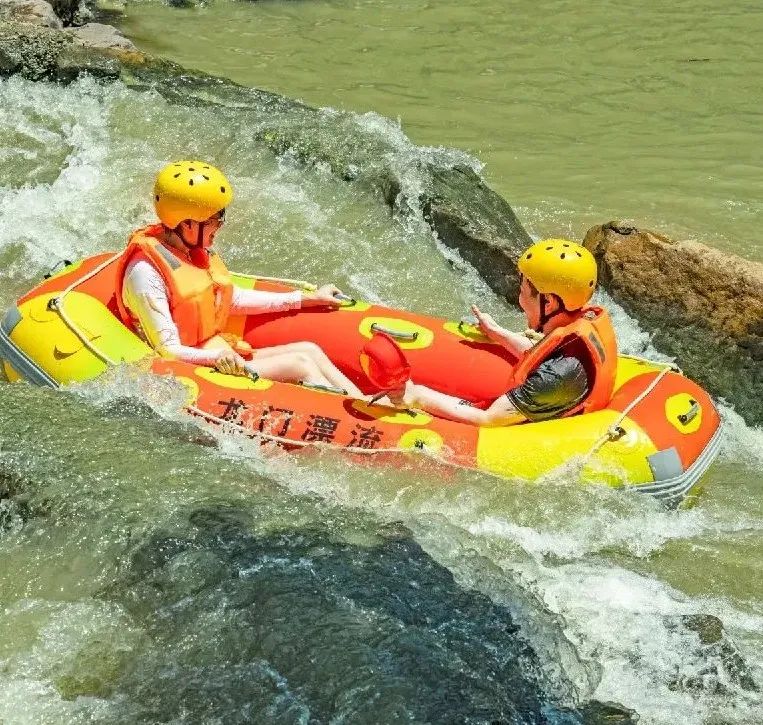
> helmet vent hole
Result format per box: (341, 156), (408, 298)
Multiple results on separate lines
(576, 251), (582, 257)
(202, 175), (209, 180)
(173, 173), (180, 178)
(560, 253), (566, 259)
(589, 280), (594, 287)
(155, 195), (159, 201)
(221, 186), (226, 193)
(188, 179), (194, 186)
(546, 246), (553, 251)
(189, 167), (195, 171)
(563, 243), (569, 247)
(526, 253), (532, 259)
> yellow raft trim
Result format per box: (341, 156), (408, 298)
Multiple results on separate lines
(9, 292), (151, 385)
(476, 409), (658, 486)
(350, 400), (433, 426)
(194, 367), (275, 391)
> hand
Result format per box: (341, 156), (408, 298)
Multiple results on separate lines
(470, 304), (504, 340)
(214, 350), (248, 377)
(301, 284), (344, 308)
(386, 380), (416, 408)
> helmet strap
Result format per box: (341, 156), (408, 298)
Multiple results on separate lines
(536, 293), (566, 332)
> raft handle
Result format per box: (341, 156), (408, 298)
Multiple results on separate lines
(370, 323), (418, 341)
(43, 260), (73, 280)
(299, 381), (348, 395)
(457, 316), (478, 333)
(608, 425), (627, 442)
(333, 293), (357, 307)
(678, 400), (700, 425)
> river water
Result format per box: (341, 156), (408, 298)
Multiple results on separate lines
(0, 1), (762, 723)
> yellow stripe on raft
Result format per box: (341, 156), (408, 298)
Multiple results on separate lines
(9, 292), (151, 384)
(476, 410), (658, 486)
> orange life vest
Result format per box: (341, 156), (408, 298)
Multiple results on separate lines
(507, 306), (618, 416)
(115, 225), (234, 348)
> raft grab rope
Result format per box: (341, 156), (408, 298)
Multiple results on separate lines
(41, 254), (697, 484)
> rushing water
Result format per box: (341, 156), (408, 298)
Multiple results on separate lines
(116, 0), (763, 261)
(0, 5), (762, 723)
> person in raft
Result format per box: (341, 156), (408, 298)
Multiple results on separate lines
(115, 160), (364, 396)
(388, 239), (618, 425)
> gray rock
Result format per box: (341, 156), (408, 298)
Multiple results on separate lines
(0, 19), (71, 79)
(666, 614), (758, 695)
(65, 21), (136, 51)
(55, 41), (120, 81)
(425, 164), (532, 299)
(49, 0), (92, 26)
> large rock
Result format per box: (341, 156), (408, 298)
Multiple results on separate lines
(585, 222), (763, 425)
(1, 0), (62, 28)
(0, 18), (71, 79)
(100, 505), (635, 723)
(65, 21), (135, 51)
(425, 164), (532, 299)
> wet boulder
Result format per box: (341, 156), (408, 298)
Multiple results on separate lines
(425, 164), (533, 300)
(665, 614), (758, 695)
(100, 505), (625, 724)
(584, 222), (763, 426)
(0, 19), (72, 79)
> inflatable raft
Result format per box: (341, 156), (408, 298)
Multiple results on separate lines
(0, 254), (722, 504)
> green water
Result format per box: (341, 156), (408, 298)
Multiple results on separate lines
(1, 0), (762, 721)
(117, 0), (763, 260)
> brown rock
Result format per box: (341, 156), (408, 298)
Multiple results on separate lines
(1, 0), (63, 29)
(585, 222), (763, 425)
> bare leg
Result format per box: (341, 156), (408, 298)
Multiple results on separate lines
(252, 342), (363, 397)
(245, 351), (333, 388)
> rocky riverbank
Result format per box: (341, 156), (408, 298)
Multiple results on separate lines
(1, 0), (761, 426)
(584, 223), (763, 426)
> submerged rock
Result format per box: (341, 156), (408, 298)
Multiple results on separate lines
(584, 222), (763, 426)
(100, 504), (624, 723)
(665, 614), (759, 695)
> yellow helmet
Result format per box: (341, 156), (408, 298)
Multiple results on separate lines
(517, 239), (597, 310)
(154, 161), (233, 229)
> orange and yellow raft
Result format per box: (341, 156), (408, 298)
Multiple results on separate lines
(0, 254), (722, 504)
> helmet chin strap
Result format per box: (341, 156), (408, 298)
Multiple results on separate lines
(535, 293), (566, 332)
(169, 222), (211, 268)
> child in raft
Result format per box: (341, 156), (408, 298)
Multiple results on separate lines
(115, 160), (364, 396)
(385, 240), (618, 426)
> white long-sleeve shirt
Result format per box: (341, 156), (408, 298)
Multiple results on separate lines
(122, 258), (302, 366)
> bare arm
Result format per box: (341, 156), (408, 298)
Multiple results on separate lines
(471, 304), (534, 357)
(401, 382), (526, 427)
